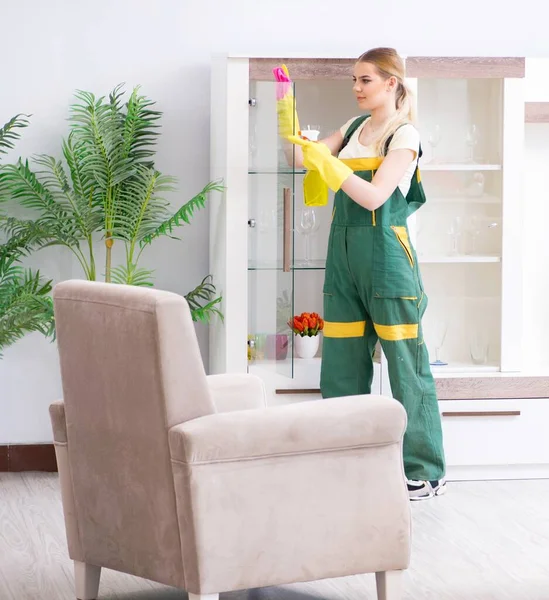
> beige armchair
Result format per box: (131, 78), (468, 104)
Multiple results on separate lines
(49, 280), (411, 600)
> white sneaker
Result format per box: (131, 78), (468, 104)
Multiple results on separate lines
(407, 479), (447, 501)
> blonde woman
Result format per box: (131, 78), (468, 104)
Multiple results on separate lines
(286, 48), (446, 500)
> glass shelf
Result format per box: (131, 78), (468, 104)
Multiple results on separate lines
(421, 163), (502, 171)
(419, 256), (501, 264)
(431, 362), (500, 375)
(248, 168), (306, 175)
(248, 259), (326, 271)
(248, 164), (503, 175)
(429, 194), (501, 205)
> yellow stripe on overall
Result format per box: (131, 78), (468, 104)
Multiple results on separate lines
(323, 321), (366, 338)
(374, 323), (418, 341)
(339, 157), (423, 183)
(324, 321), (418, 341)
(340, 157), (384, 172)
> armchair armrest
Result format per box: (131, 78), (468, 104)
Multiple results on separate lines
(206, 373), (266, 413)
(49, 399), (67, 444)
(169, 394), (406, 464)
(168, 395), (410, 594)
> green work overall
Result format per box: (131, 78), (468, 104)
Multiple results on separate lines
(320, 116), (446, 482)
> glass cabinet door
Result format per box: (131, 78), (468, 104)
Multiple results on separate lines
(247, 80), (296, 379)
(245, 75), (382, 393)
(415, 76), (504, 372)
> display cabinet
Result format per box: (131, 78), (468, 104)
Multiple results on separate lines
(210, 54), (523, 387)
(209, 54), (549, 479)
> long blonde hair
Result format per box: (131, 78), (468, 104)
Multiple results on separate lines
(357, 47), (416, 156)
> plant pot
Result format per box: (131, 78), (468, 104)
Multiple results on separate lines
(294, 334), (319, 359)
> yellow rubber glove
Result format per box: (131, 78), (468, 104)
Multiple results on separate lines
(288, 135), (353, 192)
(274, 64), (300, 139)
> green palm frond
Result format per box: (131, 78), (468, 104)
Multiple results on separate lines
(0, 112), (56, 357)
(0, 160), (80, 245)
(141, 180), (224, 246)
(0, 114), (30, 157)
(112, 165), (176, 244)
(0, 253), (23, 286)
(122, 86), (161, 165)
(0, 216), (56, 257)
(0, 265), (55, 357)
(0, 158), (67, 216)
(108, 83), (126, 126)
(70, 89), (134, 192)
(110, 263), (154, 287)
(62, 133), (94, 202)
(33, 153), (102, 237)
(184, 275), (223, 323)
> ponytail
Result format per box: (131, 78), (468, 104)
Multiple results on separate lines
(376, 80), (416, 156)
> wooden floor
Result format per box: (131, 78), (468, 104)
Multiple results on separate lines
(1, 474), (549, 599)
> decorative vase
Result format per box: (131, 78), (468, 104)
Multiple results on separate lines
(294, 334), (319, 359)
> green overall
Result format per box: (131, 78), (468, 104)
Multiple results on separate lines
(320, 116), (446, 482)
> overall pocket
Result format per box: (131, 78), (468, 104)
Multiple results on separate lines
(391, 226), (414, 268)
(372, 225), (419, 298)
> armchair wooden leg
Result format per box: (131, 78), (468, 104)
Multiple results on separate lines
(188, 595), (219, 600)
(74, 561), (101, 600)
(376, 570), (404, 600)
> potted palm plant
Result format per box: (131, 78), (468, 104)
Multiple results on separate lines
(0, 84), (223, 323)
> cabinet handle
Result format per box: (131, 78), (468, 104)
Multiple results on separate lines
(283, 187), (291, 273)
(276, 388), (321, 395)
(442, 411), (521, 418)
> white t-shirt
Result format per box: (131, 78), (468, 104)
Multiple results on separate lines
(338, 116), (420, 197)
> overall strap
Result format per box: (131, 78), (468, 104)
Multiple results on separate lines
(383, 122), (423, 158)
(339, 115), (369, 153)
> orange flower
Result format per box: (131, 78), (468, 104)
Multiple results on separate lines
(293, 317), (304, 332)
(288, 312), (325, 336)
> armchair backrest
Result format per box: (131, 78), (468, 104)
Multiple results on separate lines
(52, 280), (215, 586)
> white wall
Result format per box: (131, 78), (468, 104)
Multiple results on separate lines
(1, 0), (548, 443)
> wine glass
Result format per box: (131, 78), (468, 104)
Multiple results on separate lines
(470, 328), (489, 365)
(465, 124), (479, 163)
(447, 216), (463, 256)
(427, 125), (441, 163)
(295, 207), (320, 264)
(429, 318), (449, 366)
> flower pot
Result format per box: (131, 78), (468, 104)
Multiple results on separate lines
(294, 334), (319, 359)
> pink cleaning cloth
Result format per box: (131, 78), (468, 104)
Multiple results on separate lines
(273, 66), (292, 100)
(272, 66), (291, 82)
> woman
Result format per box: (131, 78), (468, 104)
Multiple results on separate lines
(280, 48), (446, 500)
